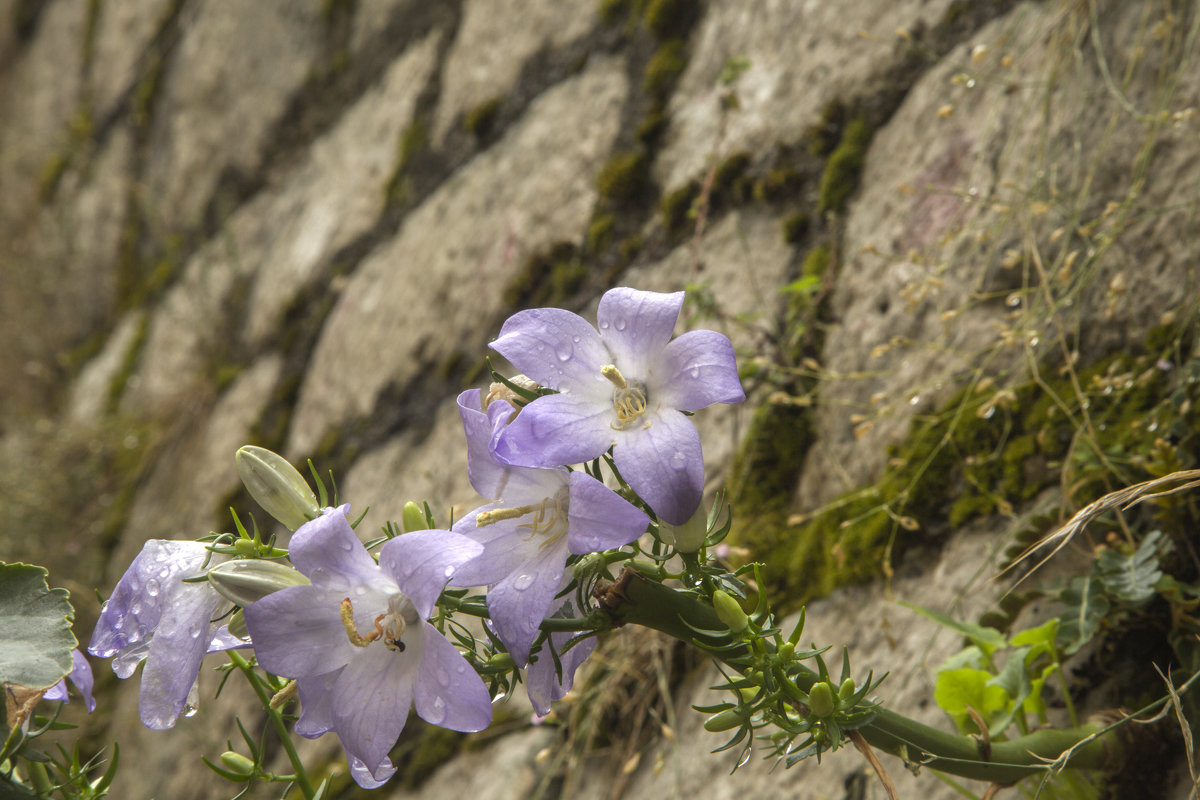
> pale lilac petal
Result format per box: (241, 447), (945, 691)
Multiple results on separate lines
(43, 650), (95, 712)
(348, 754), (397, 789)
(613, 413), (703, 525)
(139, 583), (227, 729)
(449, 507), (547, 587)
(412, 620), (492, 732)
(655, 329), (746, 410)
(43, 680), (67, 703)
(244, 585), (360, 679)
(565, 472), (649, 553)
(379, 531), (483, 618)
(458, 389), (511, 498)
(294, 672), (338, 738)
(596, 288), (683, 376)
(487, 544), (568, 666)
(492, 393), (614, 468)
(331, 644), (415, 774)
(287, 506), (385, 593)
(527, 634), (596, 716)
(491, 307), (611, 391)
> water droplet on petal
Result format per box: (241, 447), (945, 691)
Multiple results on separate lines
(614, 318), (627, 331)
(599, 320), (610, 330)
(426, 696), (446, 725)
(514, 574), (534, 591)
(669, 452), (688, 471)
(555, 342), (572, 362)
(443, 565), (455, 578)
(130, 600), (143, 616)
(339, 538), (354, 551)
(437, 667), (450, 687)
(572, 335), (581, 343)
(688, 366), (701, 379)
(145, 578), (160, 597)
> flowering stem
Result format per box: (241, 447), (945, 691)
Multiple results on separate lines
(604, 568), (1127, 785)
(228, 651), (316, 800)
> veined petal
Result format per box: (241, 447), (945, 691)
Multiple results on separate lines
(287, 507), (387, 594)
(458, 389), (512, 498)
(596, 289), (684, 377)
(614, 412), (703, 526)
(527, 633), (596, 717)
(244, 585), (361, 679)
(331, 642), (417, 775)
(565, 471), (649, 553)
(486, 544), (568, 666)
(412, 620), (492, 732)
(491, 393), (614, 468)
(138, 585), (227, 729)
(656, 329), (746, 410)
(491, 307), (610, 391)
(379, 531), (483, 619)
(449, 506), (547, 587)
(294, 672), (338, 739)
(348, 753), (397, 790)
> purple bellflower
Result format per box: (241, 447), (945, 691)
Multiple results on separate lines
(43, 649), (96, 713)
(449, 389), (649, 671)
(489, 288), (744, 525)
(243, 506), (492, 789)
(524, 587), (596, 716)
(88, 540), (244, 729)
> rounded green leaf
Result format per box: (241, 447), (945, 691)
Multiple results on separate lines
(0, 563), (77, 691)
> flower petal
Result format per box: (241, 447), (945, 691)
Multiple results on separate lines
(244, 585), (361, 679)
(565, 471), (649, 553)
(596, 288), (683, 377)
(287, 506), (387, 594)
(331, 643), (415, 775)
(458, 389), (511, 499)
(491, 307), (610, 391)
(613, 412), (703, 526)
(655, 329), (746, 410)
(294, 672), (339, 738)
(412, 620), (492, 732)
(527, 633), (596, 717)
(378, 531), (483, 618)
(486, 544), (568, 665)
(348, 753), (397, 789)
(449, 506), (548, 588)
(491, 393), (614, 468)
(138, 584), (227, 729)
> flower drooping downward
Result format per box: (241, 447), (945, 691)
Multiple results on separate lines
(243, 506), (491, 788)
(490, 288), (744, 525)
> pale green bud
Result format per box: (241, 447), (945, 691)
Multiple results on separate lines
(402, 501), (429, 532)
(235, 445), (320, 531)
(658, 503), (708, 553)
(703, 708), (748, 733)
(219, 751), (256, 777)
(486, 652), (516, 670)
(712, 589), (749, 634)
(808, 681), (835, 718)
(839, 677), (856, 702)
(208, 559), (310, 608)
(227, 609), (249, 640)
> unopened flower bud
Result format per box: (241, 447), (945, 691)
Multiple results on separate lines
(486, 652), (516, 670)
(808, 681), (836, 718)
(658, 503), (708, 553)
(401, 501), (429, 532)
(219, 751), (256, 778)
(572, 552), (607, 581)
(208, 559), (310, 608)
(704, 708), (748, 732)
(227, 609), (249, 640)
(839, 677), (857, 702)
(712, 589), (749, 634)
(235, 445), (319, 531)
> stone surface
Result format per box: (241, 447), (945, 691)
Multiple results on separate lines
(289, 55), (629, 456)
(89, 0), (174, 118)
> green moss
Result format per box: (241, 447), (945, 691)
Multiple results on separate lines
(643, 39), (688, 101)
(394, 723), (466, 788)
(636, 110), (669, 146)
(502, 241), (586, 309)
(598, 0), (631, 25)
(386, 120), (428, 206)
(463, 97), (503, 138)
(320, 0), (356, 22)
(781, 212), (811, 244)
(618, 233), (645, 264)
(817, 117), (873, 215)
(586, 213), (617, 253)
(711, 152), (751, 203)
(659, 181), (700, 238)
(755, 167), (802, 203)
(105, 315), (149, 414)
(643, 0), (700, 41)
(596, 150), (650, 205)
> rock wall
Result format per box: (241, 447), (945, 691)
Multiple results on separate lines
(2, 0), (1198, 798)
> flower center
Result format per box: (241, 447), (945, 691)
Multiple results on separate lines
(476, 487), (570, 551)
(340, 594), (418, 653)
(601, 364), (648, 430)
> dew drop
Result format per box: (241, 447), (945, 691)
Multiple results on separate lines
(437, 667), (450, 687)
(599, 320), (610, 330)
(980, 405), (996, 420)
(688, 366), (701, 379)
(736, 747), (753, 769)
(145, 578), (160, 597)
(514, 574), (535, 591)
(555, 343), (573, 362)
(183, 704), (198, 718)
(492, 691), (507, 704)
(426, 696), (447, 724)
(443, 565), (455, 578)
(158, 567), (171, 579)
(572, 335), (581, 343)
(669, 452), (688, 471)
(614, 318), (627, 331)
(189, 624), (204, 639)
(130, 599), (143, 616)
(339, 538), (354, 551)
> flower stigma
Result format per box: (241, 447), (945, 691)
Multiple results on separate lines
(340, 594), (418, 653)
(477, 488), (570, 551)
(601, 364), (648, 430)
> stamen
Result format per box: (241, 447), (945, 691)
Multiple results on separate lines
(601, 364), (628, 389)
(515, 489), (570, 551)
(477, 505), (538, 526)
(340, 598), (382, 648)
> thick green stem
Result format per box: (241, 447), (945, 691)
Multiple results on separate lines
(605, 569), (1125, 785)
(228, 651), (316, 800)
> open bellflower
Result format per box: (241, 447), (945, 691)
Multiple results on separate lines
(489, 287), (744, 525)
(88, 540), (243, 729)
(449, 389), (649, 668)
(243, 506), (492, 788)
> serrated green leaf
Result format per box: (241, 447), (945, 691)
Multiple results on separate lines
(934, 667), (1011, 735)
(1097, 530), (1165, 606)
(1057, 575), (1109, 655)
(899, 600), (1007, 656)
(0, 563), (76, 692)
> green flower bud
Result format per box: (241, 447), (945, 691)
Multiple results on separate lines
(227, 609), (249, 640)
(572, 552), (607, 580)
(712, 589), (749, 634)
(219, 751), (256, 778)
(808, 681), (836, 718)
(779, 641), (796, 661)
(839, 677), (856, 702)
(658, 503), (708, 553)
(401, 501), (429, 532)
(235, 445), (320, 531)
(486, 652), (516, 670)
(703, 708), (747, 733)
(208, 559), (310, 608)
